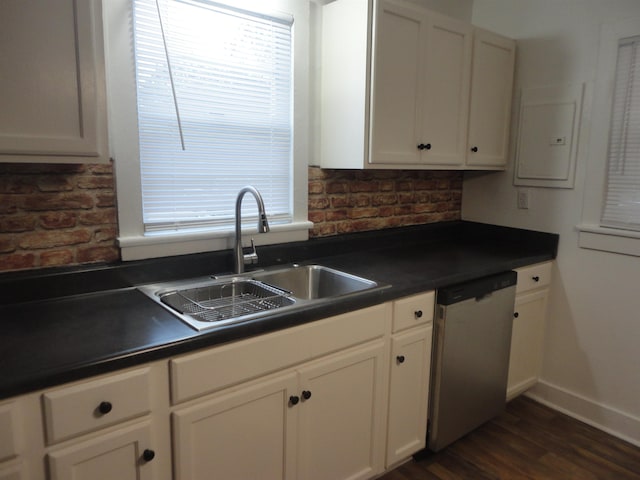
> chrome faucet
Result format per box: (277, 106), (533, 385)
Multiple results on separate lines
(234, 186), (270, 274)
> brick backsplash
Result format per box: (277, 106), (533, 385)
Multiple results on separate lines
(0, 164), (463, 273)
(0, 163), (119, 272)
(308, 167), (462, 238)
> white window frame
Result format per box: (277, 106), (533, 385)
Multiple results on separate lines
(578, 17), (640, 257)
(102, 0), (312, 261)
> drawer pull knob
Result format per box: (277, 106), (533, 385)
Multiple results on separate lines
(302, 390), (312, 400)
(414, 310), (423, 319)
(397, 355), (406, 364)
(142, 449), (155, 462)
(532, 276), (540, 282)
(470, 146), (478, 152)
(289, 395), (300, 406)
(514, 312), (519, 318)
(98, 401), (112, 415)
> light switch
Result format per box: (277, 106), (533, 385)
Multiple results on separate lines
(517, 189), (530, 209)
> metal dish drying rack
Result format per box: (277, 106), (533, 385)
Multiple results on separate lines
(160, 279), (295, 323)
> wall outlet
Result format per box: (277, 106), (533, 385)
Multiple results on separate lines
(517, 189), (530, 209)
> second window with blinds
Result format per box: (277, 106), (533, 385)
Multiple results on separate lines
(601, 35), (640, 231)
(579, 17), (640, 256)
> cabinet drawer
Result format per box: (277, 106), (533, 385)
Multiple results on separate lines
(516, 262), (552, 294)
(170, 303), (391, 404)
(0, 402), (20, 461)
(392, 291), (435, 333)
(43, 368), (151, 444)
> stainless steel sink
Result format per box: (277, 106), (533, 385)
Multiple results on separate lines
(137, 264), (383, 331)
(252, 265), (377, 300)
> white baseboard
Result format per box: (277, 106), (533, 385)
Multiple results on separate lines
(526, 380), (640, 448)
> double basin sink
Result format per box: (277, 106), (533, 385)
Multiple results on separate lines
(138, 265), (384, 331)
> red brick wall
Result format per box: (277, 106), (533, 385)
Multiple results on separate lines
(0, 163), (119, 272)
(0, 164), (463, 273)
(309, 167), (462, 237)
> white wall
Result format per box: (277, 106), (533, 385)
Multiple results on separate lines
(465, 0), (640, 445)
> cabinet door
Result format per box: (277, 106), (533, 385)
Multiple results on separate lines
(507, 290), (548, 400)
(172, 372), (298, 480)
(0, 463), (25, 480)
(47, 422), (156, 480)
(370, 0), (424, 165)
(0, 0), (107, 163)
(386, 325), (432, 466)
(466, 29), (516, 167)
(371, 1), (472, 167)
(421, 13), (472, 166)
(0, 402), (20, 463)
(297, 342), (387, 480)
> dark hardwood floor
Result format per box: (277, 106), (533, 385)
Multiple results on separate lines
(380, 396), (640, 480)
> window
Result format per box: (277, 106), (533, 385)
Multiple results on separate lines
(103, 0), (311, 261)
(579, 17), (640, 256)
(601, 36), (640, 231)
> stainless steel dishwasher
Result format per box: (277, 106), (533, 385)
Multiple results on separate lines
(427, 270), (517, 452)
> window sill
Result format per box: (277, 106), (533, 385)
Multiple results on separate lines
(577, 224), (640, 257)
(118, 221), (313, 261)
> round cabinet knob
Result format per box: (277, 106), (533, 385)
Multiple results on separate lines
(417, 143), (432, 151)
(396, 355), (406, 364)
(289, 395), (300, 406)
(142, 449), (155, 462)
(301, 390), (312, 400)
(98, 401), (112, 415)
(470, 146), (478, 152)
(414, 310), (423, 319)
(532, 276), (540, 282)
(514, 312), (519, 318)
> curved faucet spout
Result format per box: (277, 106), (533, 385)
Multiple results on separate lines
(234, 186), (270, 274)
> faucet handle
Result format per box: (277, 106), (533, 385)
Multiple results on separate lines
(243, 238), (259, 265)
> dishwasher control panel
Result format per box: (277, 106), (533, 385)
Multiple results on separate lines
(436, 271), (517, 305)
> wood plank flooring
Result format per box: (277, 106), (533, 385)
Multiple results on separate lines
(379, 396), (640, 480)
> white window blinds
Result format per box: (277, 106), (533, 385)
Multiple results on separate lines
(133, 0), (293, 234)
(602, 36), (640, 231)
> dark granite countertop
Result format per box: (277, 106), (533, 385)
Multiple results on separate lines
(0, 221), (558, 400)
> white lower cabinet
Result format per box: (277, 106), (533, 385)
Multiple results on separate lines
(173, 372), (298, 480)
(47, 422), (156, 480)
(507, 262), (552, 400)
(173, 340), (387, 480)
(1, 363), (171, 480)
(386, 326), (432, 466)
(385, 291), (435, 468)
(41, 364), (169, 480)
(297, 342), (387, 480)
(507, 289), (548, 400)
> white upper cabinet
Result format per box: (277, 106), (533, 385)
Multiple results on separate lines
(370, 1), (472, 167)
(0, 0), (108, 163)
(319, 0), (515, 171)
(466, 29), (516, 167)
